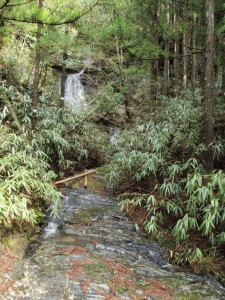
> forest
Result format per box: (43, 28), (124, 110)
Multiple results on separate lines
(1, 0), (225, 284)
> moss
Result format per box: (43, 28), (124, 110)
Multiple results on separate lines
(160, 277), (190, 290)
(89, 206), (105, 213)
(72, 206), (106, 224)
(0, 233), (28, 282)
(176, 291), (205, 300)
(72, 209), (92, 223)
(115, 284), (128, 293)
(83, 263), (109, 275)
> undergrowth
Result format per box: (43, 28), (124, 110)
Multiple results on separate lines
(0, 124), (61, 229)
(0, 82), (106, 230)
(107, 89), (225, 281)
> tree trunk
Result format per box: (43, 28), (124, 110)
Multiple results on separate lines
(163, 41), (170, 96)
(60, 27), (69, 108)
(0, 10), (4, 50)
(192, 14), (197, 89)
(203, 0), (215, 173)
(151, 0), (159, 99)
(60, 62), (66, 108)
(60, 52), (67, 108)
(173, 0), (180, 90)
(195, 17), (201, 84)
(221, 36), (225, 101)
(32, 0), (43, 127)
(182, 0), (189, 89)
(115, 34), (131, 121)
(163, 0), (170, 96)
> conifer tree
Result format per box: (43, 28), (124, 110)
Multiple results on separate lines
(203, 0), (215, 173)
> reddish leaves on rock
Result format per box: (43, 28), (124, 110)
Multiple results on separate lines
(104, 296), (126, 300)
(66, 258), (94, 279)
(67, 260), (84, 279)
(65, 251), (174, 299)
(94, 256), (174, 300)
(92, 240), (99, 248)
(50, 246), (87, 256)
(66, 257), (93, 294)
(64, 246), (87, 254)
(68, 262), (83, 278)
(99, 257), (134, 276)
(0, 280), (15, 294)
(141, 278), (175, 300)
(0, 248), (19, 296)
(0, 249), (17, 273)
(80, 278), (90, 292)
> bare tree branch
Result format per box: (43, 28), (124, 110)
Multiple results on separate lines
(5, 0), (34, 7)
(0, 0), (11, 10)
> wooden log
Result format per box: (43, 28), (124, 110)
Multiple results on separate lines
(84, 175), (88, 189)
(84, 169), (88, 188)
(54, 169), (96, 185)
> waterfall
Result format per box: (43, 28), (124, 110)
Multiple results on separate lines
(64, 70), (86, 109)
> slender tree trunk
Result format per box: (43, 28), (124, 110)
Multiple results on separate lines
(60, 27), (68, 108)
(32, 0), (43, 129)
(192, 14), (197, 89)
(203, 0), (215, 173)
(163, 0), (170, 96)
(60, 60), (66, 108)
(195, 17), (201, 84)
(116, 34), (131, 121)
(59, 61), (66, 108)
(173, 0), (180, 90)
(0, 10), (4, 51)
(32, 0), (43, 127)
(221, 36), (225, 101)
(151, 0), (159, 99)
(182, 0), (189, 89)
(152, 60), (159, 98)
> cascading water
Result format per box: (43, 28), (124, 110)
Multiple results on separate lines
(4, 189), (225, 299)
(64, 70), (86, 109)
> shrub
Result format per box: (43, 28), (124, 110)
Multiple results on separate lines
(1, 83), (107, 175)
(107, 89), (225, 275)
(0, 125), (61, 229)
(0, 82), (107, 229)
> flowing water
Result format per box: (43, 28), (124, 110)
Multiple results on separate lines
(64, 71), (86, 109)
(3, 188), (225, 299)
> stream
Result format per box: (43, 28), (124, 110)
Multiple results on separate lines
(3, 188), (225, 300)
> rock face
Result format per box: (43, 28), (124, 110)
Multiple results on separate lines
(3, 189), (225, 299)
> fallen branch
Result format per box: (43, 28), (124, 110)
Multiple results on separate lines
(54, 169), (96, 185)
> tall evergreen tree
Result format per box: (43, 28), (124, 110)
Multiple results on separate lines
(203, 0), (215, 173)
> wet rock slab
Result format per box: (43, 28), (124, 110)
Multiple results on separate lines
(3, 189), (225, 300)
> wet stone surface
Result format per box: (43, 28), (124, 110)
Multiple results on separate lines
(3, 189), (225, 299)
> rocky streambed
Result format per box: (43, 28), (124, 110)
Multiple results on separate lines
(2, 188), (225, 299)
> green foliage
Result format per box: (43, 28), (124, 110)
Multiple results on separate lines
(0, 28), (34, 87)
(1, 83), (107, 174)
(0, 83), (107, 229)
(108, 89), (204, 186)
(34, 96), (107, 173)
(108, 89), (225, 269)
(91, 83), (125, 119)
(1, 0), (225, 281)
(0, 125), (61, 228)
